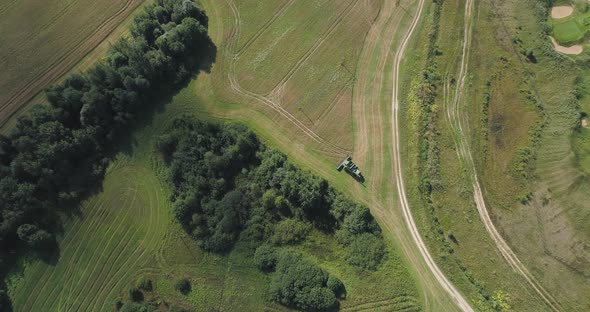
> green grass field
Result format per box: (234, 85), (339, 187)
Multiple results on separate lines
(7, 161), (168, 311)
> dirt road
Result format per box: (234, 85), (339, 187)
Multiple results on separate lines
(388, 0), (473, 311)
(443, 0), (561, 310)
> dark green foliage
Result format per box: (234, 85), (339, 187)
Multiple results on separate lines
(0, 0), (213, 306)
(326, 276), (345, 299)
(119, 302), (157, 312)
(270, 218), (311, 246)
(346, 233), (386, 271)
(16, 224), (53, 248)
(137, 277), (153, 291)
(159, 117), (389, 310)
(128, 287), (144, 302)
(254, 245), (278, 271)
(174, 278), (191, 294)
(268, 251), (337, 311)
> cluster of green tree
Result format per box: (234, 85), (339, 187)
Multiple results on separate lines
(0, 1), (212, 309)
(255, 248), (344, 311)
(158, 116), (387, 310)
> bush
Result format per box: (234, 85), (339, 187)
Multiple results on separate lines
(326, 276), (345, 299)
(120, 302), (157, 312)
(137, 277), (153, 291)
(297, 287), (338, 311)
(270, 218), (311, 245)
(254, 245), (278, 271)
(128, 287), (143, 302)
(16, 224), (53, 248)
(346, 233), (386, 271)
(268, 251), (338, 311)
(174, 278), (191, 294)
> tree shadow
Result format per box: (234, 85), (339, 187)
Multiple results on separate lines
(118, 39), (217, 158)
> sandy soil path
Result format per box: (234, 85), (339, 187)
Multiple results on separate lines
(551, 6), (574, 19)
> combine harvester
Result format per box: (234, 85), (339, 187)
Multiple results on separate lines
(337, 155), (364, 182)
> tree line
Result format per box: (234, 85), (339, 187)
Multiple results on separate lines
(0, 1), (213, 309)
(157, 116), (387, 311)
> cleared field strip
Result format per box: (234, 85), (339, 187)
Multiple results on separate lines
(225, 0), (353, 156)
(10, 164), (167, 312)
(0, 0), (144, 126)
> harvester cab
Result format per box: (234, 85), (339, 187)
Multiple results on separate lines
(336, 155), (364, 182)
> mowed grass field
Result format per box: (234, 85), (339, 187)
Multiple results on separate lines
(7, 161), (168, 311)
(0, 0), (145, 125)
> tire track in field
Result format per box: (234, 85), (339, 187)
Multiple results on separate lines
(225, 0), (352, 156)
(267, 0), (358, 96)
(441, 0), (561, 310)
(90, 168), (164, 309)
(18, 190), (122, 311)
(74, 170), (149, 311)
(94, 172), (166, 312)
(0, 0), (141, 126)
(37, 184), (138, 310)
(233, 0), (296, 56)
(0, 0), (18, 15)
(64, 184), (142, 310)
(85, 178), (156, 310)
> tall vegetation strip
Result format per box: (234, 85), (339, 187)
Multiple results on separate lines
(156, 116), (388, 311)
(0, 0), (213, 309)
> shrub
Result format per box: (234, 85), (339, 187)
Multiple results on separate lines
(346, 233), (386, 271)
(254, 245), (278, 271)
(137, 277), (153, 291)
(120, 302), (157, 312)
(270, 218), (311, 245)
(297, 287), (338, 311)
(326, 276), (345, 299)
(128, 287), (143, 302)
(16, 224), (53, 248)
(268, 251), (338, 311)
(174, 278), (191, 294)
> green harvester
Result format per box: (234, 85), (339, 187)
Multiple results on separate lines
(336, 155), (364, 182)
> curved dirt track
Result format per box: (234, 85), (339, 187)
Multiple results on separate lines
(388, 0), (473, 310)
(443, 0), (561, 310)
(0, 0), (144, 126)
